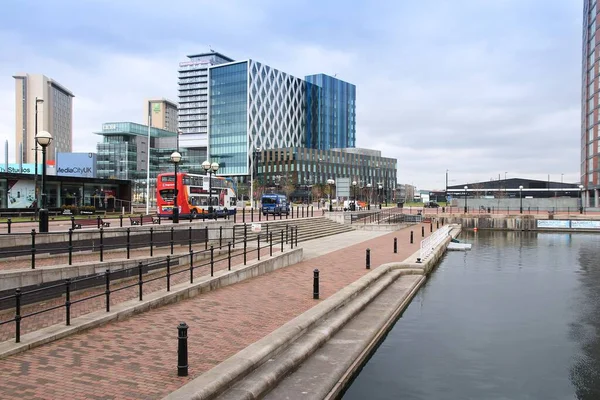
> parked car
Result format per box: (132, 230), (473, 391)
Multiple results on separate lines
(424, 201), (440, 208)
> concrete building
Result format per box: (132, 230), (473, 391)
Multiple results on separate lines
(582, 1), (600, 207)
(146, 98), (178, 133)
(13, 73), (74, 163)
(178, 51), (234, 150)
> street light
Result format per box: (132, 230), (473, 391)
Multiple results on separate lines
(378, 183), (383, 209)
(34, 97), (44, 218)
(579, 184), (584, 214)
(170, 151), (182, 223)
(464, 185), (468, 214)
(519, 185), (523, 214)
(35, 131), (52, 233)
(203, 160), (220, 217)
(352, 180), (357, 211)
(327, 178), (335, 212)
(367, 183), (372, 210)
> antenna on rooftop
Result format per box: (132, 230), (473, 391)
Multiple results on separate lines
(209, 45), (214, 52)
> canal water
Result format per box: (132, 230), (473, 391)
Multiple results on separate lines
(343, 230), (600, 400)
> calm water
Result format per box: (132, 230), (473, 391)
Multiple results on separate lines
(344, 231), (600, 400)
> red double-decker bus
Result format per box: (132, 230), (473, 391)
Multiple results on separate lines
(156, 172), (237, 218)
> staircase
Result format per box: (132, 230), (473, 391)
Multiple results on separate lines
(234, 217), (354, 244)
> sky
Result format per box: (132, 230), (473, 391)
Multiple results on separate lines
(0, 0), (584, 191)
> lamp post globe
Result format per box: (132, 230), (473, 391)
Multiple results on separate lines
(170, 151), (182, 223)
(35, 131), (53, 233)
(464, 186), (468, 214)
(519, 185), (523, 214)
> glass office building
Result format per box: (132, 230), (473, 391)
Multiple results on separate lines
(305, 74), (356, 150)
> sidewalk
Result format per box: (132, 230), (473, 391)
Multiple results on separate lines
(0, 224), (433, 400)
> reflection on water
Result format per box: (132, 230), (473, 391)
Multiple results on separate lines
(343, 231), (600, 400)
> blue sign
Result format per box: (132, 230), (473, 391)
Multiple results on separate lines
(0, 163), (42, 174)
(536, 220), (570, 229)
(571, 220), (600, 229)
(56, 153), (97, 178)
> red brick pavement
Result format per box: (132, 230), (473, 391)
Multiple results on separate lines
(0, 224), (433, 400)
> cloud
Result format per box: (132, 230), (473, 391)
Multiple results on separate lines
(0, 0), (584, 189)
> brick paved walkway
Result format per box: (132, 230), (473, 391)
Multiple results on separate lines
(0, 224), (433, 400)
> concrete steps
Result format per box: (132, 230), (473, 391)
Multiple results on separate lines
(234, 217), (354, 245)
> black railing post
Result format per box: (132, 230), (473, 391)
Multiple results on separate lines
(65, 278), (71, 326)
(243, 236), (247, 265)
(437, 220), (439, 229)
(394, 237), (397, 254)
(256, 233), (261, 261)
(31, 229), (36, 270)
(421, 225), (425, 237)
(188, 227), (193, 253)
(232, 225), (236, 249)
(228, 242), (232, 271)
(251, 208), (254, 223)
(266, 225), (269, 243)
(281, 230), (284, 252)
(279, 210), (282, 220)
(313, 269), (320, 299)
(269, 232), (273, 256)
(242, 207), (245, 223)
(170, 227), (175, 255)
(140, 214), (144, 226)
(71, 216), (75, 230)
(15, 288), (21, 343)
(99, 228), (104, 262)
(126, 228), (131, 259)
(366, 248), (371, 269)
(286, 225), (289, 244)
(205, 226), (209, 250)
(7, 218), (11, 234)
(210, 245), (214, 277)
(410, 230), (413, 244)
(219, 226), (223, 248)
(68, 228), (73, 265)
(166, 256), (171, 292)
(177, 322), (189, 377)
(105, 269), (111, 312)
(302, 207), (304, 218)
(259, 211), (262, 222)
(290, 227), (294, 249)
(138, 261), (143, 301)
(97, 215), (101, 229)
(430, 222), (433, 232)
(119, 214), (123, 228)
(311, 206), (314, 217)
(295, 227), (298, 247)
(150, 227), (154, 257)
(189, 250), (194, 283)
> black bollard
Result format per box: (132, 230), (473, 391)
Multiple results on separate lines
(313, 269), (320, 299)
(430, 222), (433, 232)
(410, 230), (414, 244)
(366, 248), (371, 269)
(437, 220), (439, 229)
(393, 237), (397, 254)
(7, 218), (11, 234)
(177, 322), (189, 377)
(421, 225), (425, 237)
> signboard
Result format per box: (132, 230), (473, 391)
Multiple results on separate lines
(102, 124), (118, 131)
(571, 220), (600, 229)
(56, 153), (97, 178)
(153, 103), (161, 113)
(536, 220), (570, 229)
(7, 180), (36, 208)
(1, 163), (42, 174)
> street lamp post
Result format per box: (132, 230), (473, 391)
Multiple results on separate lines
(367, 183), (372, 210)
(378, 183), (383, 209)
(35, 131), (52, 233)
(352, 180), (357, 211)
(203, 160), (220, 217)
(33, 98), (44, 218)
(519, 185), (523, 214)
(327, 178), (335, 212)
(579, 184), (584, 214)
(170, 151), (181, 223)
(464, 185), (468, 214)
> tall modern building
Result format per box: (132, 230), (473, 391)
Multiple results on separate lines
(146, 98), (178, 133)
(583, 1), (599, 207)
(207, 60), (357, 181)
(178, 51), (234, 150)
(13, 73), (74, 163)
(305, 74), (356, 150)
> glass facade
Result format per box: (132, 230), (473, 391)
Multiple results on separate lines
(209, 61), (248, 176)
(304, 74), (356, 150)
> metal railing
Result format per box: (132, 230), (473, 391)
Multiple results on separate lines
(419, 225), (451, 261)
(0, 224), (299, 343)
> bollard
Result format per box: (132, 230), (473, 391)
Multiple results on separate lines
(170, 227), (175, 255)
(150, 227), (154, 257)
(437, 220), (439, 229)
(313, 269), (320, 299)
(126, 228), (131, 259)
(189, 250), (194, 283)
(251, 208), (254, 222)
(421, 225), (425, 237)
(166, 256), (171, 292)
(366, 248), (371, 269)
(430, 222), (433, 233)
(119, 214), (123, 228)
(31, 229), (36, 270)
(410, 230), (414, 244)
(100, 228), (104, 262)
(177, 322), (189, 377)
(219, 226), (223, 248)
(71, 216), (76, 230)
(7, 218), (11, 234)
(311, 206), (314, 217)
(97, 215), (101, 229)
(394, 237), (397, 254)
(210, 245), (214, 277)
(105, 269), (111, 312)
(68, 229), (73, 265)
(205, 226), (209, 250)
(65, 278), (71, 326)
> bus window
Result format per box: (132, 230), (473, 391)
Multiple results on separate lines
(161, 176), (175, 183)
(159, 189), (175, 201)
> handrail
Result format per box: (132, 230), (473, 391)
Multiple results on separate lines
(420, 225), (451, 261)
